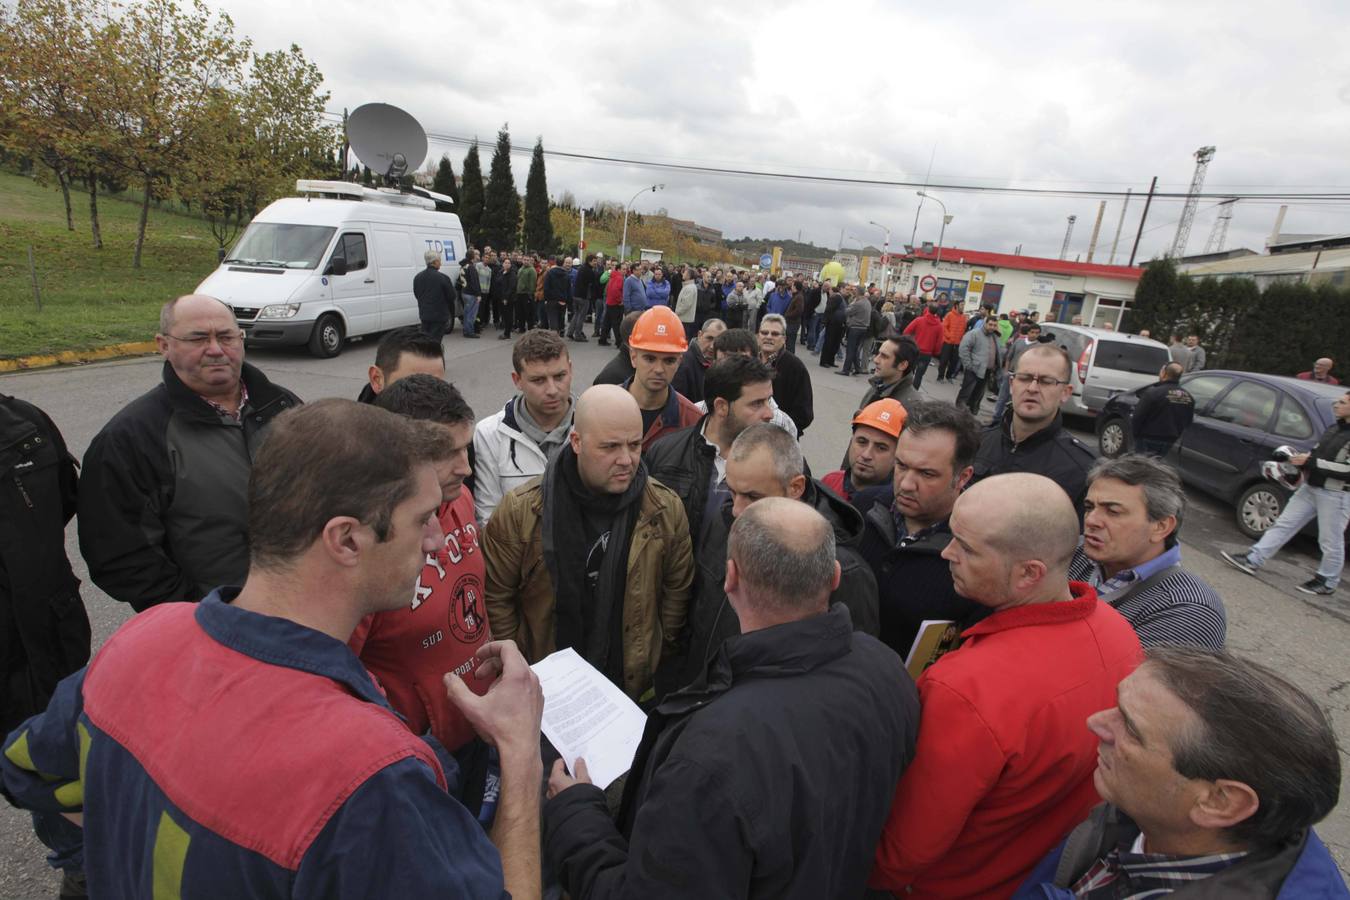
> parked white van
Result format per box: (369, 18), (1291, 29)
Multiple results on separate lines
(196, 180), (467, 357)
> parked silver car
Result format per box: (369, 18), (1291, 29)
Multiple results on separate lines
(1041, 324), (1172, 417)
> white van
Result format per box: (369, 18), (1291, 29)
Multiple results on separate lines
(1043, 324), (1172, 416)
(196, 180), (468, 357)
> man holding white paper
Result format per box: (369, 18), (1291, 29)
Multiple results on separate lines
(542, 498), (919, 900)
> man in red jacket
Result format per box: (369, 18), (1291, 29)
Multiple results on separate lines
(937, 303), (968, 383)
(355, 375), (491, 754)
(903, 304), (945, 389)
(871, 472), (1143, 899)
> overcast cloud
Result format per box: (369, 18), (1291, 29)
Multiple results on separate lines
(216, 0), (1350, 262)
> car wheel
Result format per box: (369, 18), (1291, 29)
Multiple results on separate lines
(1098, 419), (1127, 458)
(308, 314), (344, 358)
(1235, 482), (1285, 539)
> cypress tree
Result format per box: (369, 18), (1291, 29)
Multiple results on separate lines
(522, 138), (554, 254)
(480, 126), (520, 249)
(459, 141), (486, 242)
(433, 154), (460, 206)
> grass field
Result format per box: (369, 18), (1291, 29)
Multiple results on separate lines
(0, 171), (222, 357)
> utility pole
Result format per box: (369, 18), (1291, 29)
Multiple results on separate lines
(1128, 176), (1158, 267)
(1085, 201), (1106, 263)
(1059, 215), (1077, 261)
(1108, 189), (1132, 265)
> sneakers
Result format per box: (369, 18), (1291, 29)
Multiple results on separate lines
(1220, 550), (1258, 576)
(1297, 576), (1336, 596)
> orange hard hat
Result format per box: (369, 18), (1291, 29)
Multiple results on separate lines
(852, 399), (907, 438)
(627, 306), (689, 354)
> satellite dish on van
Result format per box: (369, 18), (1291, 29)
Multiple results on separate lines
(346, 103), (428, 183)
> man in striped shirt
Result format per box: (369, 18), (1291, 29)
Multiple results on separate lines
(1070, 455), (1227, 650)
(1014, 647), (1346, 898)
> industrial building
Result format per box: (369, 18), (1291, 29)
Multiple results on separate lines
(905, 247), (1145, 328)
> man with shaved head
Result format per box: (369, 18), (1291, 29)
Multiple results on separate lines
(871, 473), (1143, 899)
(78, 294), (301, 610)
(544, 498), (918, 899)
(483, 384), (693, 701)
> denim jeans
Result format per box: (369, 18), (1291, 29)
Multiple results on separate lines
(461, 295), (480, 335)
(841, 326), (867, 375)
(806, 312), (823, 348)
(33, 809), (83, 871)
(991, 372), (1012, 420)
(1247, 483), (1350, 588)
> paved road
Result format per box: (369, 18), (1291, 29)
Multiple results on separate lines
(2, 333), (1347, 895)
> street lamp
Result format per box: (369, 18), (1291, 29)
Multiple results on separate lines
(916, 190), (953, 266)
(868, 219), (892, 293)
(620, 184), (664, 261)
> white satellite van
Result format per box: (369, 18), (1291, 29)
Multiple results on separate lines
(196, 179), (468, 357)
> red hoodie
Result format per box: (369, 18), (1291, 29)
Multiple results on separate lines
(904, 311), (945, 356)
(349, 488), (491, 751)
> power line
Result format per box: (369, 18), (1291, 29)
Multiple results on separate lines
(325, 111), (1350, 203)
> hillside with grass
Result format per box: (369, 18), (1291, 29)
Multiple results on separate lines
(0, 171), (222, 357)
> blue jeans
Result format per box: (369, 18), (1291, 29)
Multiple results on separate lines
(806, 313), (822, 347)
(461, 295), (480, 335)
(32, 809), (83, 871)
(1248, 483), (1350, 588)
(991, 372), (1012, 420)
(841, 326), (867, 375)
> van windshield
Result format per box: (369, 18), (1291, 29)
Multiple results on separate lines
(1094, 341), (1170, 375)
(224, 224), (336, 269)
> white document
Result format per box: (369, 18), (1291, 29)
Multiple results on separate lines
(531, 647), (648, 789)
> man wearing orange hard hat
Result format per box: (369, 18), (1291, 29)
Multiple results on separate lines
(623, 306), (703, 450)
(823, 399), (908, 509)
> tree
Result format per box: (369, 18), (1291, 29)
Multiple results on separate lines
(0, 0), (114, 245)
(1122, 257), (1187, 337)
(458, 140), (485, 242)
(97, 0), (250, 267)
(433, 153), (459, 206)
(479, 125), (519, 249)
(522, 138), (554, 253)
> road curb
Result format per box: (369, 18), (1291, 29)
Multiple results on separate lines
(0, 341), (158, 373)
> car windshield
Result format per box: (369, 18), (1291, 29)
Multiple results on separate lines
(224, 224), (336, 270)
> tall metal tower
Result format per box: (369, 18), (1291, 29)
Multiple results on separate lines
(1169, 145), (1216, 258)
(1203, 199), (1237, 255)
(1059, 215), (1077, 260)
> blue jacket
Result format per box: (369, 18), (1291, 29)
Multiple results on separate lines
(1013, 804), (1349, 899)
(766, 287), (793, 315)
(1, 591), (507, 899)
(623, 274), (648, 312)
(644, 278), (671, 307)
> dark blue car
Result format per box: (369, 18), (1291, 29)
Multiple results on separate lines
(1096, 370), (1348, 538)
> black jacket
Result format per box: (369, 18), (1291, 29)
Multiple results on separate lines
(0, 396), (91, 735)
(1130, 380), (1195, 442)
(593, 350), (636, 387)
(803, 285), (823, 316)
(669, 344), (711, 405)
(544, 603), (918, 900)
(672, 480), (881, 688)
(972, 411), (1096, 511)
(458, 256), (482, 295)
(1303, 420), (1350, 490)
(859, 372), (922, 413)
(823, 291), (846, 325)
(413, 264), (455, 322)
(77, 362), (300, 611)
(856, 489), (988, 656)
(644, 419), (716, 550)
(766, 350), (814, 435)
(489, 264), (517, 302)
(543, 265), (571, 303)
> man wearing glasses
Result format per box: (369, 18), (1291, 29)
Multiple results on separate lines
(758, 314), (814, 437)
(970, 344), (1095, 512)
(78, 294), (301, 611)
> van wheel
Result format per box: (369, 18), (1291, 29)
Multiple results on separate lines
(308, 314), (344, 358)
(1098, 418), (1127, 458)
(1236, 483), (1284, 539)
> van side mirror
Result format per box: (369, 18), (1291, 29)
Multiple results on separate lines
(326, 258), (348, 277)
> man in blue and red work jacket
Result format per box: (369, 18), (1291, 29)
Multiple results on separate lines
(1, 400), (544, 899)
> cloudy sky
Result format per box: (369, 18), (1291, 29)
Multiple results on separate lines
(217, 0), (1350, 263)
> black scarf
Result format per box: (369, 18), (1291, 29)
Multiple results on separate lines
(542, 443), (647, 684)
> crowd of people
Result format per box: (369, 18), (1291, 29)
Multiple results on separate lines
(2, 281), (1348, 899)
